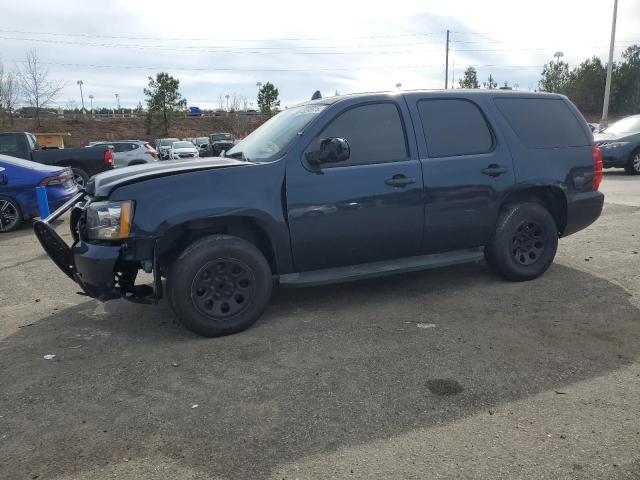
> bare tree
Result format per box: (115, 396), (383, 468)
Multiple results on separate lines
(217, 94), (225, 110)
(241, 96), (249, 111)
(230, 93), (241, 112)
(19, 50), (64, 127)
(0, 62), (21, 125)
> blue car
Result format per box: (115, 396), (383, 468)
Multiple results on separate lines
(0, 154), (80, 232)
(594, 114), (640, 175)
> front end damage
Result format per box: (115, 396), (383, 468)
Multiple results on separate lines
(33, 193), (160, 303)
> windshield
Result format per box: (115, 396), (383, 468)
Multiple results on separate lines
(160, 138), (179, 146)
(196, 137), (209, 143)
(226, 104), (327, 162)
(210, 134), (231, 141)
(172, 141), (195, 149)
(605, 116), (640, 135)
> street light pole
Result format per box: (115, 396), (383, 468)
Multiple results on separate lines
(225, 94), (230, 111)
(115, 93), (121, 118)
(444, 29), (450, 89)
(76, 80), (85, 113)
(601, 0), (618, 129)
(88, 94), (94, 116)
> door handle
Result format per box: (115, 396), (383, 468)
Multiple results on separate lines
(385, 174), (416, 187)
(481, 164), (509, 177)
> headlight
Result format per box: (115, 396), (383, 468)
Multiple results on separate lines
(599, 141), (630, 149)
(86, 200), (133, 240)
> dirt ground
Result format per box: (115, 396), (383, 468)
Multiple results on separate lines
(0, 169), (639, 479)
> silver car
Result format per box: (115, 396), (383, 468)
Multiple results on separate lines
(89, 140), (159, 168)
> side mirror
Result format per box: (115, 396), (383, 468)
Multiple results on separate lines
(306, 137), (350, 168)
(0, 167), (7, 186)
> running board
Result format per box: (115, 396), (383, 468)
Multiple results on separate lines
(279, 247), (484, 287)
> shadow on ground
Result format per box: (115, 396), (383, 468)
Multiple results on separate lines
(0, 263), (639, 479)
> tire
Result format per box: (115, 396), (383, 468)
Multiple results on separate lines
(624, 149), (640, 175)
(167, 235), (273, 337)
(0, 196), (23, 233)
(71, 168), (89, 187)
(484, 202), (558, 282)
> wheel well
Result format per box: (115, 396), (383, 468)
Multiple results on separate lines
(158, 216), (277, 274)
(500, 187), (567, 234)
(128, 160), (145, 166)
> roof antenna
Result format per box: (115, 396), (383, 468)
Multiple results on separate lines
(311, 90), (322, 100)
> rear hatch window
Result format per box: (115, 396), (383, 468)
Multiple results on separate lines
(494, 98), (589, 149)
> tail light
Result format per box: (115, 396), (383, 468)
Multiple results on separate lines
(592, 145), (603, 191)
(39, 171), (74, 186)
(104, 149), (113, 166)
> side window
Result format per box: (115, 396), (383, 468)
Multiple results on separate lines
(130, 143), (140, 150)
(113, 143), (127, 153)
(494, 97), (589, 148)
(418, 99), (493, 158)
(317, 103), (408, 167)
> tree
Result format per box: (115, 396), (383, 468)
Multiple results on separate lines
(483, 74), (497, 90)
(18, 50), (64, 127)
(538, 59), (570, 94)
(257, 82), (280, 115)
(564, 57), (606, 114)
(143, 72), (187, 135)
(612, 45), (640, 115)
(0, 63), (21, 125)
(459, 67), (480, 88)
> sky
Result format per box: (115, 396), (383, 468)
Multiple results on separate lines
(1, 0), (639, 110)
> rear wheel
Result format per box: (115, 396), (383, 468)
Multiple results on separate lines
(71, 168), (89, 187)
(624, 149), (640, 175)
(0, 196), (22, 233)
(167, 235), (273, 337)
(484, 202), (558, 282)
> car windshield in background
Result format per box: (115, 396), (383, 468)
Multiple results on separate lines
(160, 139), (178, 146)
(172, 142), (195, 149)
(196, 137), (209, 143)
(604, 116), (640, 135)
(211, 134), (231, 141)
(226, 104), (327, 162)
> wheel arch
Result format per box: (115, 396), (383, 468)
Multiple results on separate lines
(157, 215), (278, 274)
(499, 185), (568, 235)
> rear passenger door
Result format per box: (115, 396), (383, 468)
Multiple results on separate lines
(408, 96), (515, 253)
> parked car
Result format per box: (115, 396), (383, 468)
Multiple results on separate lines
(88, 140), (159, 168)
(169, 141), (199, 160)
(594, 114), (640, 175)
(209, 133), (235, 156)
(190, 137), (211, 157)
(155, 138), (180, 160)
(188, 107), (204, 116)
(0, 132), (113, 187)
(0, 155), (79, 232)
(34, 90), (603, 337)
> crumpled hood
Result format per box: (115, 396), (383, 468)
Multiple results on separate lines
(85, 157), (249, 197)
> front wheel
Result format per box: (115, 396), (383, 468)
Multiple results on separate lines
(167, 235), (273, 337)
(484, 202), (558, 282)
(624, 149), (640, 175)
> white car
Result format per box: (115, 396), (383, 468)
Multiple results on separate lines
(169, 141), (199, 160)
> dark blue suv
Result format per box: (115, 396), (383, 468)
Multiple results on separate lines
(35, 90), (604, 337)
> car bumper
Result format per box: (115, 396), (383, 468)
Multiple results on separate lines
(33, 194), (158, 302)
(563, 191), (605, 237)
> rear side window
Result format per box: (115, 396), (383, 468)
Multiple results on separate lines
(418, 99), (493, 158)
(319, 103), (408, 167)
(494, 98), (589, 148)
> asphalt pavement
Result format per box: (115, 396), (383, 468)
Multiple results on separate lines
(0, 170), (639, 479)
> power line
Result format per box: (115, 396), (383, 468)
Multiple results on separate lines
(0, 28), (445, 42)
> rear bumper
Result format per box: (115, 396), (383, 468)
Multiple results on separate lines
(563, 191), (605, 237)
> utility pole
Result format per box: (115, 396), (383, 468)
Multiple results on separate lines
(88, 94), (94, 116)
(601, 0), (618, 129)
(115, 93), (121, 118)
(444, 29), (450, 89)
(76, 80), (85, 113)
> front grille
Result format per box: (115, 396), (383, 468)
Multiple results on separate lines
(178, 153), (196, 158)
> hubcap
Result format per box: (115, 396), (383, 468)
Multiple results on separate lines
(73, 170), (85, 187)
(511, 221), (546, 266)
(633, 152), (640, 173)
(0, 199), (19, 231)
(190, 258), (255, 320)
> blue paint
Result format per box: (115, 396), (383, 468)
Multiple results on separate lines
(36, 186), (50, 218)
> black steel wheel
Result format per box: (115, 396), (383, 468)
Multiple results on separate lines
(485, 202), (558, 282)
(0, 197), (22, 233)
(511, 220), (547, 266)
(168, 235), (273, 337)
(191, 258), (256, 320)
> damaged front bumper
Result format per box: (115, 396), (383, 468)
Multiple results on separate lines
(33, 193), (160, 302)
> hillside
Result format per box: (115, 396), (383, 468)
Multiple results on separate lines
(0, 115), (268, 147)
